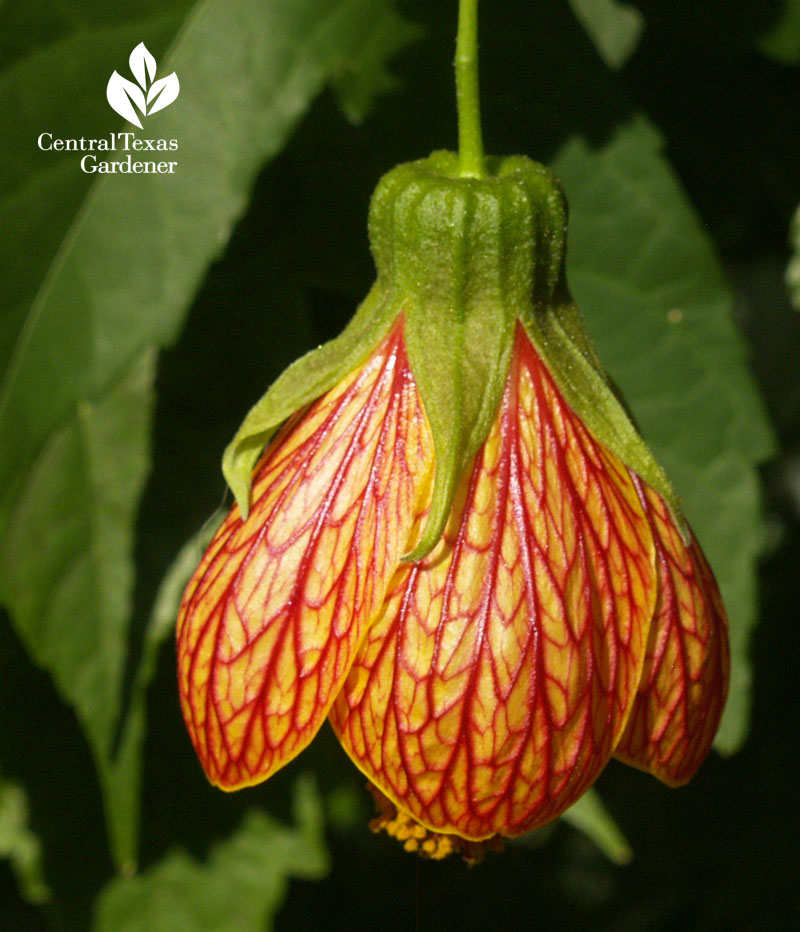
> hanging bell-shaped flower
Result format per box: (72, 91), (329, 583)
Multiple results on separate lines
(176, 0), (728, 859)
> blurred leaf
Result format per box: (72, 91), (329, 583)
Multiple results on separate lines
(109, 516), (225, 861)
(567, 0), (645, 69)
(0, 0), (192, 374)
(561, 789), (632, 865)
(787, 204), (800, 311)
(758, 0), (800, 64)
(0, 778), (50, 904)
(93, 776), (328, 932)
(0, 0), (419, 870)
(553, 115), (776, 752)
(331, 9), (423, 123)
(0, 348), (156, 875)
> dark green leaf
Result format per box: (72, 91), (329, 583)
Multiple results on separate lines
(0, 1), (191, 375)
(107, 517), (224, 871)
(553, 115), (776, 752)
(0, 350), (156, 872)
(92, 777), (328, 932)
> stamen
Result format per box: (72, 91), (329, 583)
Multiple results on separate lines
(366, 784), (504, 864)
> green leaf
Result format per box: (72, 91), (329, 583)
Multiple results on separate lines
(561, 789), (632, 865)
(787, 203), (800, 311)
(0, 0), (420, 869)
(0, 1), (192, 375)
(107, 517), (225, 866)
(567, 0), (645, 69)
(0, 778), (50, 904)
(553, 115), (776, 753)
(331, 8), (423, 123)
(758, 0), (800, 64)
(92, 776), (329, 932)
(0, 349), (156, 873)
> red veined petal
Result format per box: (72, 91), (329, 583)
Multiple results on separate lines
(177, 320), (434, 789)
(613, 479), (730, 785)
(330, 323), (658, 839)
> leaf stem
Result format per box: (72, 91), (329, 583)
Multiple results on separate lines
(455, 0), (485, 178)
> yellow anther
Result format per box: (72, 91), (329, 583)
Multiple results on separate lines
(365, 782), (503, 863)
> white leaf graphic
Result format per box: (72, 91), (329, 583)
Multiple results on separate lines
(106, 71), (146, 129)
(129, 42), (156, 90)
(146, 73), (180, 115)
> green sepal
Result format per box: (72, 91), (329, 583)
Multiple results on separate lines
(521, 291), (688, 539)
(403, 282), (516, 560)
(222, 282), (400, 518)
(367, 151), (570, 560)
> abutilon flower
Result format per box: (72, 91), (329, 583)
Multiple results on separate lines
(176, 146), (729, 857)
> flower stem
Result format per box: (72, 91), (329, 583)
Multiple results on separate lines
(455, 0), (485, 178)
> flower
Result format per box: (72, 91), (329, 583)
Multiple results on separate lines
(176, 151), (729, 856)
(176, 324), (728, 847)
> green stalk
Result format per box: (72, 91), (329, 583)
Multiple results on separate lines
(455, 0), (485, 178)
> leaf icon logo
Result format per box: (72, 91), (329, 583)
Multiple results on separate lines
(106, 42), (179, 129)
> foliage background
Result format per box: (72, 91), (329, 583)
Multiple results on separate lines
(1, 1), (799, 929)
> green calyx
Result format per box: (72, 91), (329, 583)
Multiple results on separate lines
(369, 151), (570, 558)
(223, 150), (686, 553)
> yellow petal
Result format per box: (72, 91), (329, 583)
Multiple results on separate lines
(177, 320), (433, 789)
(613, 479), (730, 785)
(330, 323), (657, 839)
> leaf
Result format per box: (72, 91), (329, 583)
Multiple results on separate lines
(107, 517), (224, 871)
(561, 789), (632, 865)
(92, 777), (328, 932)
(787, 203), (800, 311)
(330, 8), (423, 123)
(553, 115), (776, 752)
(758, 0), (800, 64)
(0, 3), (190, 376)
(567, 0), (645, 69)
(0, 0), (421, 869)
(0, 349), (156, 874)
(0, 778), (50, 904)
